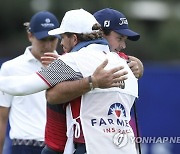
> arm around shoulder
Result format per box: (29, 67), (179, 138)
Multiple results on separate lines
(46, 77), (91, 104)
(46, 59), (128, 104)
(0, 74), (49, 96)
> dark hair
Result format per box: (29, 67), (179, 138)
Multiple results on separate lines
(102, 28), (112, 36)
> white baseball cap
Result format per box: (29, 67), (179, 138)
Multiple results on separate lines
(48, 9), (99, 35)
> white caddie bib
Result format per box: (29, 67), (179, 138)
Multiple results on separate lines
(63, 44), (138, 154)
(80, 90), (137, 154)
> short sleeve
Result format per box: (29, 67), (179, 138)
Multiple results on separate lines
(37, 54), (83, 87)
(0, 91), (13, 107)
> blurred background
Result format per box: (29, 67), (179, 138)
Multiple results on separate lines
(0, 0), (180, 154)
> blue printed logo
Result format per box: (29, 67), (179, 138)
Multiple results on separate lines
(108, 103), (126, 118)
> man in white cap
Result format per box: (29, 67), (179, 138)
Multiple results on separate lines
(45, 8), (144, 154)
(46, 8), (139, 154)
(46, 8), (143, 104)
(0, 9), (137, 154)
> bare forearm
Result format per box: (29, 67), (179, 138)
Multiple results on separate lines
(46, 60), (128, 104)
(0, 107), (9, 154)
(0, 131), (6, 154)
(46, 77), (90, 104)
(0, 126), (6, 154)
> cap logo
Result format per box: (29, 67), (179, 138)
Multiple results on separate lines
(119, 18), (128, 26)
(104, 20), (110, 27)
(41, 18), (55, 28)
(45, 18), (51, 23)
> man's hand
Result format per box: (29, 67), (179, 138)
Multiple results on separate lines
(128, 56), (144, 79)
(41, 52), (60, 67)
(92, 59), (128, 88)
(46, 59), (128, 104)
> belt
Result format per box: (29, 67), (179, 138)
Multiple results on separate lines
(12, 139), (45, 147)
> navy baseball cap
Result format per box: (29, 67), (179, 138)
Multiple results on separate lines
(94, 8), (140, 41)
(29, 11), (60, 40)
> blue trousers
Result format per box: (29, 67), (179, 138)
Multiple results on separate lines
(41, 146), (63, 154)
(74, 143), (86, 154)
(12, 145), (44, 154)
(41, 144), (86, 154)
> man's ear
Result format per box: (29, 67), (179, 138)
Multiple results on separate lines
(72, 34), (78, 45)
(27, 32), (33, 42)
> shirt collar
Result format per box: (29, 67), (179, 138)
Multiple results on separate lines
(24, 46), (58, 62)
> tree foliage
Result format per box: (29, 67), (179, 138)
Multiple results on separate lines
(0, 0), (179, 61)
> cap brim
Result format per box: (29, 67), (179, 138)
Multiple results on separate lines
(114, 29), (140, 41)
(34, 31), (61, 40)
(48, 27), (64, 36)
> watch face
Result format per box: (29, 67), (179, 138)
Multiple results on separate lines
(88, 76), (94, 90)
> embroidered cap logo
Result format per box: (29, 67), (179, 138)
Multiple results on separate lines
(41, 18), (55, 28)
(45, 18), (51, 23)
(119, 18), (128, 26)
(104, 20), (110, 27)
